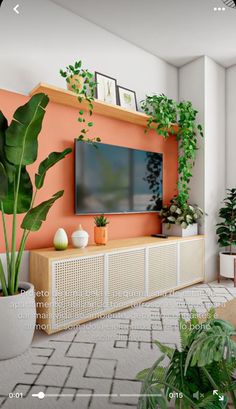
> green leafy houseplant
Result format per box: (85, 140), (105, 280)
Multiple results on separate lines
(137, 309), (236, 409)
(0, 93), (72, 296)
(94, 214), (109, 227)
(60, 60), (101, 145)
(217, 189), (236, 255)
(160, 198), (203, 229)
(141, 94), (204, 209)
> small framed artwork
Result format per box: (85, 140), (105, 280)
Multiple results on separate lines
(95, 72), (118, 105)
(117, 86), (138, 111)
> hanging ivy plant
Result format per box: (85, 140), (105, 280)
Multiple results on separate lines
(60, 61), (101, 146)
(141, 94), (203, 208)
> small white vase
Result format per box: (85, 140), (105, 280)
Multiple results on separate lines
(53, 228), (68, 251)
(72, 224), (89, 248)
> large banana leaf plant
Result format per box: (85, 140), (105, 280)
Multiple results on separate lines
(137, 309), (236, 409)
(0, 93), (72, 296)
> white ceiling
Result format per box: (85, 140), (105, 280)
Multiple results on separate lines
(51, 0), (236, 68)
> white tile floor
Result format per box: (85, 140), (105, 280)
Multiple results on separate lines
(0, 279), (235, 409)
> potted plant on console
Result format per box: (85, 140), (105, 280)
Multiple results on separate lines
(0, 93), (72, 359)
(160, 197), (203, 237)
(141, 94), (204, 236)
(217, 188), (236, 286)
(94, 214), (109, 245)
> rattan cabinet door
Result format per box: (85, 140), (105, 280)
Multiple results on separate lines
(179, 239), (205, 284)
(148, 244), (178, 296)
(108, 249), (145, 308)
(51, 255), (104, 330)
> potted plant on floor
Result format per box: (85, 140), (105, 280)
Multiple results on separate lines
(141, 94), (204, 236)
(217, 188), (236, 287)
(0, 93), (72, 359)
(94, 214), (109, 245)
(137, 309), (236, 408)
(160, 197), (203, 237)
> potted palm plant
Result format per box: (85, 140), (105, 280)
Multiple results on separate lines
(94, 214), (109, 245)
(0, 93), (72, 359)
(217, 188), (236, 286)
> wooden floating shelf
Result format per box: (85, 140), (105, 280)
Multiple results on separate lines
(30, 83), (178, 132)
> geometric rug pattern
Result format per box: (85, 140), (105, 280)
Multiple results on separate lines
(0, 281), (235, 409)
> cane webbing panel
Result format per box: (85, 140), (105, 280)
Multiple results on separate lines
(51, 255), (104, 329)
(148, 244), (178, 295)
(108, 249), (145, 308)
(179, 239), (204, 284)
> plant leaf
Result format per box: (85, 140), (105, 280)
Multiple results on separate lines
(21, 190), (63, 231)
(5, 93), (49, 166)
(35, 148), (72, 189)
(0, 111), (33, 213)
(154, 340), (175, 359)
(3, 166), (33, 214)
(0, 162), (8, 201)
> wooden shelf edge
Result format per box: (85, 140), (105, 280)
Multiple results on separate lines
(29, 82), (178, 132)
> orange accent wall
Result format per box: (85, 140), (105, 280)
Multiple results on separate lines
(0, 89), (178, 251)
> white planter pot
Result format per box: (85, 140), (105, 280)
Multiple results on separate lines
(220, 252), (236, 279)
(162, 223), (198, 237)
(0, 282), (36, 360)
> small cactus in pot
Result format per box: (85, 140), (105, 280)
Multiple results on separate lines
(94, 214), (109, 245)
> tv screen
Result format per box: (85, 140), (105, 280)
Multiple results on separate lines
(75, 141), (163, 214)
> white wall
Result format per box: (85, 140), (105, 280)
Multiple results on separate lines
(226, 66), (236, 188)
(204, 57), (226, 282)
(179, 56), (226, 282)
(0, 0), (178, 103)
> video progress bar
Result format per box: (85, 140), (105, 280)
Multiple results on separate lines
(32, 392), (162, 399)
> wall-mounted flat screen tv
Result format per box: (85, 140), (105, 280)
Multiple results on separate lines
(75, 141), (163, 214)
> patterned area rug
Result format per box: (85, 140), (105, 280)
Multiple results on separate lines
(0, 281), (235, 409)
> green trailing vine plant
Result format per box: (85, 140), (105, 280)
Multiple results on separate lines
(141, 94), (203, 211)
(60, 61), (101, 146)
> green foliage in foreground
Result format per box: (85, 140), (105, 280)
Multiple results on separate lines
(137, 309), (236, 409)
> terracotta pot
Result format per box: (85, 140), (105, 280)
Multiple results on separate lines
(67, 74), (84, 92)
(94, 226), (108, 245)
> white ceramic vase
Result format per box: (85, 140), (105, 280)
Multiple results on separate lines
(0, 282), (36, 360)
(53, 228), (68, 250)
(72, 225), (89, 248)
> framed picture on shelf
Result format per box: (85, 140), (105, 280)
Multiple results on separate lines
(95, 72), (117, 105)
(117, 86), (138, 111)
